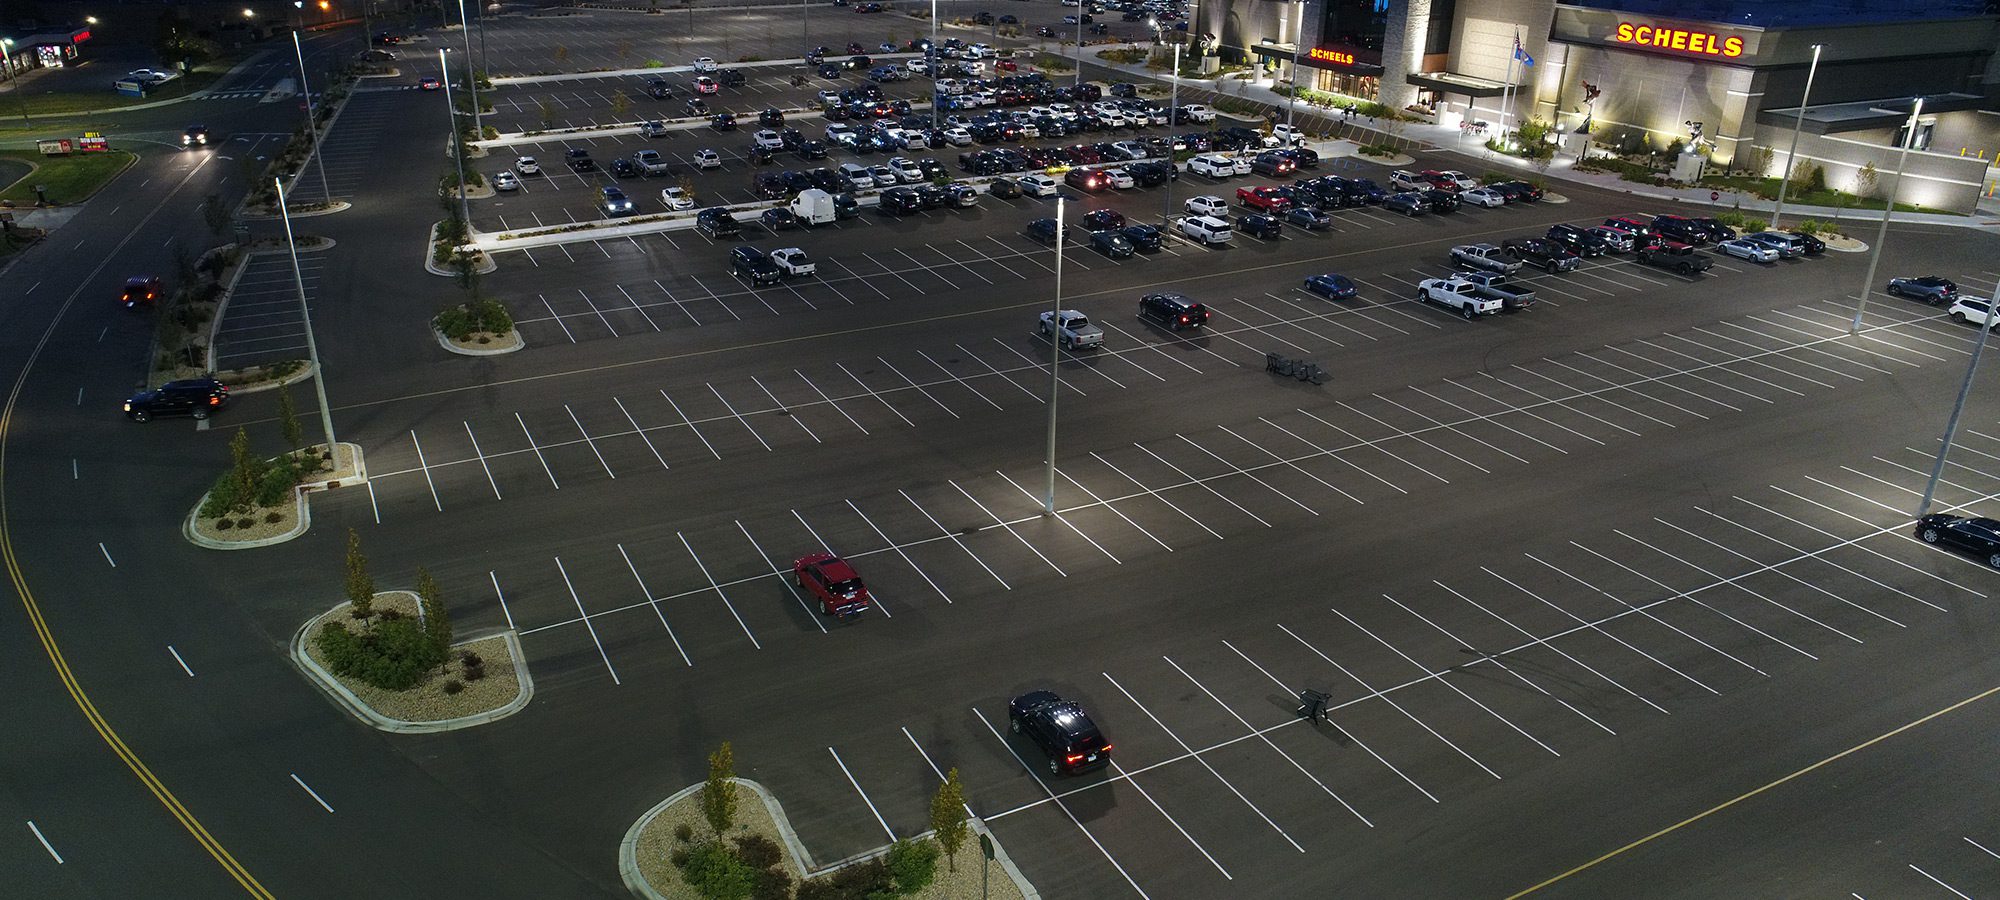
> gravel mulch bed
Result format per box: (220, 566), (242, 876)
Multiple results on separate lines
(303, 592), (521, 723)
(192, 500), (300, 543)
(447, 330), (520, 351)
(633, 782), (1024, 900)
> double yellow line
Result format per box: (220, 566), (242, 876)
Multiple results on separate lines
(0, 149), (269, 896)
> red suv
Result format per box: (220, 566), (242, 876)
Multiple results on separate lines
(793, 553), (873, 618)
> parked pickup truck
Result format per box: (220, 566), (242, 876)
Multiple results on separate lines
(637, 120), (670, 138)
(1039, 309), (1104, 350)
(1450, 243), (1523, 276)
(1416, 276), (1503, 319)
(1634, 239), (1715, 274)
(1499, 237), (1580, 273)
(770, 247), (817, 277)
(1454, 271), (1537, 310)
(632, 149), (672, 176)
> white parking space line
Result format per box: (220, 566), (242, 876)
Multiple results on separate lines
(1670, 332), (1837, 389)
(898, 489), (1009, 589)
(290, 773), (335, 813)
(791, 509), (892, 618)
(1693, 506), (1937, 613)
(655, 280), (705, 326)
(734, 521), (828, 633)
(565, 404), (618, 478)
(991, 339), (1090, 394)
(829, 258), (894, 300)
(827, 747), (897, 842)
(1336, 400), (1490, 475)
(1606, 343), (1773, 405)
(795, 370), (870, 435)
(1105, 756), (1237, 879)
(1908, 865), (1973, 899)
(1131, 442), (1273, 528)
(1223, 638), (1438, 802)
(972, 709), (1153, 899)
(949, 478), (1066, 575)
(1759, 488), (1988, 594)
(1634, 337), (1804, 398)
(1163, 655), (1374, 826)
(1335, 605), (1566, 754)
(996, 470), (1119, 563)
(617, 543), (694, 666)
(845, 499), (953, 602)
(956, 343), (1043, 402)
(1540, 356), (1705, 421)
(1656, 516), (1903, 628)
(577, 288), (619, 336)
(836, 362), (918, 425)
(1573, 349), (1741, 413)
(661, 390), (723, 460)
(1215, 424), (1362, 505)
(409, 431), (443, 511)
(1258, 415), (1407, 493)
(460, 421), (504, 500)
(1617, 528), (1861, 645)
(1437, 577), (1672, 716)
(1487, 369), (1645, 437)
(1178, 433), (1319, 515)
(515, 413), (562, 489)
(1102, 673), (1307, 853)
(1089, 450), (1224, 540)
(1384, 593), (1616, 735)
(679, 532), (762, 648)
(1279, 621), (1504, 779)
(1549, 545), (1790, 668)
(1090, 323), (1193, 379)
(1416, 382), (1575, 452)
(613, 397), (672, 469)
(555, 557), (620, 683)
(1376, 392), (1532, 464)
(1707, 323), (1871, 380)
(1055, 466), (1174, 551)
(751, 376), (819, 443)
(617, 284), (664, 332)
(917, 349), (1005, 411)
(877, 356), (959, 418)
(540, 296), (579, 343)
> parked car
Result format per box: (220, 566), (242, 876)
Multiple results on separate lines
(1948, 297), (2000, 328)
(1183, 195), (1229, 218)
(1915, 513), (2000, 568)
(1492, 180), (1544, 202)
(1303, 273), (1357, 300)
(695, 207), (741, 238)
(1019, 174), (1062, 197)
(493, 171), (520, 191)
(793, 553), (872, 617)
(693, 149), (722, 170)
(514, 155), (540, 175)
(760, 208), (799, 230)
(1121, 223), (1164, 252)
(1634, 239), (1714, 274)
(1499, 238), (1580, 273)
(1383, 192), (1427, 216)
(730, 245), (785, 285)
(659, 186), (696, 210)
(1451, 243), (1522, 275)
(566, 147), (596, 172)
(600, 187), (637, 216)
(988, 177), (1022, 199)
(123, 378), (228, 422)
(1716, 238), (1780, 262)
(1284, 207), (1333, 230)
(1139, 292), (1210, 330)
(1039, 309), (1104, 349)
(1008, 691), (1111, 775)
(1236, 186), (1291, 212)
(1237, 213), (1283, 239)
(1547, 223), (1611, 257)
(1887, 275), (1959, 304)
(1786, 231), (1827, 255)
(1415, 277), (1502, 319)
(1460, 187), (1507, 208)
(1025, 217), (1066, 244)
(1178, 215), (1234, 245)
(1744, 231), (1807, 259)
(1588, 225), (1636, 252)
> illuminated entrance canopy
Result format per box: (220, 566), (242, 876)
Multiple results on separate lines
(1612, 22), (1744, 58)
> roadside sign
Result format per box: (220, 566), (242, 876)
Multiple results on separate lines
(113, 79), (146, 97)
(77, 133), (108, 152)
(36, 139), (73, 155)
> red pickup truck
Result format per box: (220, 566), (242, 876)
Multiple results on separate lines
(1235, 186), (1291, 212)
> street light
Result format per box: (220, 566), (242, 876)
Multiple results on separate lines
(439, 48), (472, 228)
(1284, 0), (1305, 132)
(1044, 196), (1066, 514)
(84, 16), (98, 25)
(243, 9), (255, 18)
(1162, 41), (1179, 224)
(456, 0), (480, 139)
(292, 31), (332, 204)
(1851, 95), (1925, 334)
(1769, 43), (1823, 230)
(272, 176), (340, 460)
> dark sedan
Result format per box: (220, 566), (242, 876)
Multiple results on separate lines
(1304, 273), (1357, 299)
(1081, 208), (1126, 232)
(1887, 276), (1959, 304)
(1916, 514), (2000, 568)
(1089, 230), (1135, 258)
(1284, 207), (1333, 230)
(1121, 223), (1164, 252)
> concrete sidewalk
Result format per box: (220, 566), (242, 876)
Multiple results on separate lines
(1034, 38), (2000, 233)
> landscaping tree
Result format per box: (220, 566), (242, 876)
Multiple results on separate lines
(554, 45), (569, 65)
(229, 427), (258, 509)
(276, 386), (305, 456)
(416, 566), (452, 664)
(345, 528), (375, 621)
(536, 97), (554, 128)
(702, 742), (739, 838)
(201, 193), (232, 238)
(930, 767), (969, 872)
(1855, 160), (1879, 198)
(883, 838), (939, 895)
(610, 90), (631, 121)
(1748, 144), (1775, 177)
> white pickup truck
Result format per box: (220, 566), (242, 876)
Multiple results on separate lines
(1039, 310), (1104, 350)
(770, 247), (817, 277)
(1416, 277), (1503, 319)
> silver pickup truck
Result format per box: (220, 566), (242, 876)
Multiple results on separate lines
(1450, 243), (1524, 276)
(1039, 310), (1104, 350)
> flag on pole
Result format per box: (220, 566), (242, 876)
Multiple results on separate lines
(1513, 33), (1535, 67)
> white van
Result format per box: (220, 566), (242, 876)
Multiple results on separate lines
(790, 188), (837, 225)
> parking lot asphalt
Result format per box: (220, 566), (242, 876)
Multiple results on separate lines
(14, 8), (2000, 900)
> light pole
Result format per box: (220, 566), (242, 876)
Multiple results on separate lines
(292, 31), (333, 204)
(1162, 41), (1179, 224)
(1851, 96), (1924, 334)
(3, 39), (28, 129)
(273, 177), (340, 457)
(1044, 196), (1066, 515)
(1074, 4), (1083, 92)
(930, 0), (940, 131)
(1769, 42), (1823, 230)
(1917, 283), (1998, 518)
(439, 48), (472, 228)
(456, 0), (480, 139)
(1284, 0), (1304, 131)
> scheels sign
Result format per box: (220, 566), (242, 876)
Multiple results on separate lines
(1612, 22), (1744, 58)
(1307, 47), (1357, 66)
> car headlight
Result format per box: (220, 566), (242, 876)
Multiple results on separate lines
(123, 402), (133, 412)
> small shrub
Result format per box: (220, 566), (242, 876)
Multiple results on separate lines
(675, 840), (757, 900)
(674, 823), (696, 843)
(315, 616), (447, 691)
(750, 869), (792, 900)
(460, 650), (483, 668)
(732, 834), (781, 870)
(795, 858), (890, 900)
(234, 517), (255, 529)
(254, 464), (297, 507)
(884, 838), (939, 895)
(214, 517), (235, 531)
(442, 679), (464, 694)
(265, 511), (283, 524)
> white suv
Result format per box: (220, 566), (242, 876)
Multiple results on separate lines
(1020, 174), (1062, 197)
(1948, 297), (2000, 329)
(1177, 215), (1234, 245)
(1183, 195), (1229, 218)
(1189, 154), (1236, 178)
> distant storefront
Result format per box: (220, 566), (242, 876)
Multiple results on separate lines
(0, 26), (92, 79)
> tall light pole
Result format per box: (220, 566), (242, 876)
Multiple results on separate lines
(930, 0), (940, 131)
(1044, 196), (1066, 515)
(292, 31), (332, 204)
(1074, 5), (1084, 92)
(1162, 41), (1180, 224)
(273, 177), (339, 456)
(456, 0), (480, 139)
(1769, 42), (1823, 230)
(1917, 286), (1996, 518)
(1284, 0), (1305, 131)
(1851, 96), (1924, 334)
(439, 48), (472, 228)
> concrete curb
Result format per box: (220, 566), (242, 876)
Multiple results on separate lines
(426, 221), (498, 277)
(435, 324), (525, 356)
(222, 361), (319, 396)
(618, 778), (1038, 900)
(289, 598), (535, 734)
(240, 200), (353, 220)
(491, 53), (920, 86)
(181, 442), (364, 549)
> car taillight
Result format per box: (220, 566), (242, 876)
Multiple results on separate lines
(1100, 744), (1111, 753)
(209, 397), (220, 405)
(1065, 754), (1084, 764)
(1178, 315), (1188, 324)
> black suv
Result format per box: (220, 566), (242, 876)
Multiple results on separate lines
(879, 187), (922, 215)
(1008, 691), (1111, 775)
(730, 246), (784, 285)
(695, 207), (741, 239)
(124, 378), (228, 423)
(1650, 214), (1714, 246)
(1139, 292), (1209, 331)
(565, 148), (596, 172)
(1546, 223), (1611, 257)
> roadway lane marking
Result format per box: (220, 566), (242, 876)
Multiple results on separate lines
(616, 544), (695, 665)
(554, 557), (621, 683)
(680, 532), (762, 648)
(563, 404), (618, 478)
(97, 543), (115, 568)
(972, 709), (1154, 900)
(289, 774), (334, 813)
(1163, 654), (1374, 826)
(1102, 672), (1306, 853)
(1505, 683), (2000, 898)
(168, 645), (195, 677)
(409, 431), (443, 511)
(790, 510), (892, 618)
(489, 572), (517, 633)
(660, 391), (722, 460)
(733, 521), (827, 633)
(514, 413), (562, 489)
(463, 422), (503, 499)
(1279, 621), (1503, 780)
(27, 821), (63, 863)
(827, 747), (896, 842)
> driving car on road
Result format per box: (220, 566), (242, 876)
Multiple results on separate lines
(123, 378), (227, 423)
(1304, 273), (1357, 299)
(599, 187), (636, 216)
(1009, 691), (1111, 775)
(1139, 292), (1210, 330)
(120, 276), (162, 309)
(1916, 514), (2000, 568)
(181, 125), (210, 147)
(793, 553), (872, 617)
(1887, 275), (1959, 304)
(418, 76), (441, 90)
